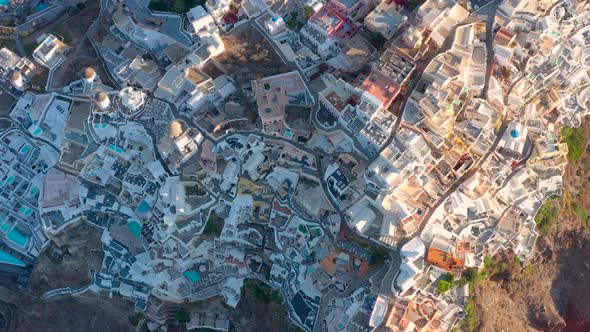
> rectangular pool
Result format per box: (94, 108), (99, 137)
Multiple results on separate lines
(0, 250), (25, 267)
(7, 228), (29, 247)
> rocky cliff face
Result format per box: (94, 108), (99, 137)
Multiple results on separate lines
(472, 122), (590, 332)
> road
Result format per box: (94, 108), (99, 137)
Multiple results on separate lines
(480, 0), (500, 99)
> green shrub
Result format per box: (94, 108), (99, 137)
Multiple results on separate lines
(128, 313), (143, 326)
(176, 309), (190, 324)
(437, 280), (452, 293)
(303, 5), (315, 18)
(460, 267), (485, 286)
(534, 196), (559, 234)
(369, 246), (387, 266)
(436, 272), (455, 293)
(246, 280), (281, 304)
(561, 126), (585, 160)
(203, 211), (224, 236)
(571, 201), (590, 224)
(462, 299), (480, 331)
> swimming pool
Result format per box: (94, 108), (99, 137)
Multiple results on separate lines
(182, 270), (200, 283)
(0, 0), (10, 7)
(0, 250), (25, 267)
(109, 144), (124, 154)
(19, 206), (33, 216)
(4, 176), (14, 185)
(137, 200), (150, 214)
(20, 145), (30, 154)
(35, 3), (48, 11)
(127, 221), (142, 238)
(7, 228), (29, 247)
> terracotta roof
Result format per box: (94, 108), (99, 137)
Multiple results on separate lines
(425, 247), (464, 271)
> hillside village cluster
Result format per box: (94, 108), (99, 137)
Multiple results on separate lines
(0, 0), (589, 331)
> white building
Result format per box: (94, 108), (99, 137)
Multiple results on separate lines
(119, 87), (146, 116)
(95, 92), (111, 111)
(300, 22), (337, 58)
(82, 67), (96, 93)
(395, 237), (425, 295)
(498, 121), (528, 159)
(10, 71), (24, 91)
(417, 0), (469, 48)
(204, 0), (232, 25)
(32, 34), (69, 69)
(187, 6), (225, 63)
(265, 15), (287, 36)
(364, 2), (407, 40)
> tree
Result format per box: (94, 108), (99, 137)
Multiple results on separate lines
(437, 273), (455, 293)
(369, 246), (387, 266)
(128, 313), (144, 326)
(437, 280), (452, 293)
(173, 0), (186, 13)
(176, 309), (190, 324)
(460, 267), (485, 285)
(303, 5), (315, 19)
(483, 256), (496, 270)
(462, 299), (480, 331)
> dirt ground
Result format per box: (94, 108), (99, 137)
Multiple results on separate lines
(29, 221), (104, 296)
(0, 88), (15, 116)
(0, 221), (135, 332)
(19, 0), (110, 89)
(213, 24), (293, 86)
(160, 280), (299, 332)
(49, 0), (112, 88)
(8, 292), (136, 332)
(471, 120), (590, 332)
(232, 280), (301, 332)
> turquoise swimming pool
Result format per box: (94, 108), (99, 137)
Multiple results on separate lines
(19, 206), (33, 216)
(5, 176), (14, 185)
(0, 250), (25, 267)
(7, 228), (29, 247)
(35, 2), (48, 11)
(183, 270), (200, 283)
(109, 144), (124, 154)
(20, 145), (30, 154)
(0, 0), (10, 7)
(137, 200), (150, 214)
(127, 221), (142, 238)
